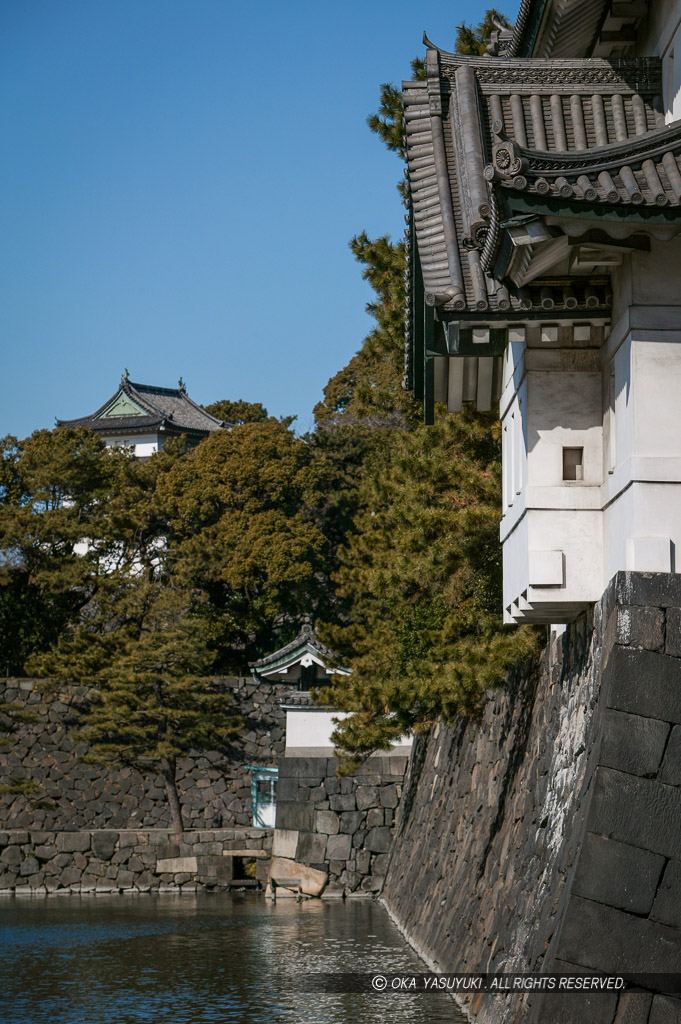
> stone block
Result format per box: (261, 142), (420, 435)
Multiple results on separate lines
(117, 832), (139, 848)
(557, 895), (681, 972)
(60, 867), (82, 886)
(196, 856), (233, 882)
(7, 832), (29, 845)
(572, 833), (665, 915)
(535, 990), (619, 1024)
(156, 843), (181, 860)
(356, 851), (371, 874)
(616, 606), (665, 651)
(600, 710), (670, 778)
(325, 834), (352, 861)
(365, 808), (383, 829)
(275, 778), (298, 801)
(339, 869), (361, 890)
(360, 875), (382, 892)
(0, 847), (21, 868)
(19, 857), (39, 876)
(315, 811), (339, 836)
(651, 859), (681, 928)
(364, 827), (392, 854)
(269, 856), (327, 896)
(329, 794), (356, 812)
(355, 787), (378, 811)
(279, 757), (327, 781)
(34, 845), (57, 861)
(660, 726), (681, 786)
(666, 607), (681, 658)
(275, 801), (314, 833)
(615, 572), (681, 609)
(155, 856), (198, 874)
(272, 829), (299, 859)
(379, 785), (399, 808)
(649, 995), (681, 1024)
(91, 833), (117, 861)
(295, 832), (327, 864)
(605, 647), (681, 723)
(339, 811), (363, 834)
(29, 831), (52, 845)
(371, 853), (390, 875)
(587, 768), (681, 859)
(56, 832), (91, 853)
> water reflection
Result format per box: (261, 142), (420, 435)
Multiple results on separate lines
(0, 894), (465, 1023)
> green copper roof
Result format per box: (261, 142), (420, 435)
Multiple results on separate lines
(97, 390), (148, 419)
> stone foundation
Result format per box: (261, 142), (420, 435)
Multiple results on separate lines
(272, 753), (408, 894)
(0, 676), (286, 830)
(0, 828), (272, 893)
(382, 572), (681, 1024)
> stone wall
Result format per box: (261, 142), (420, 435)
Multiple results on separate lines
(0, 827), (272, 893)
(272, 753), (408, 895)
(381, 572), (681, 1024)
(0, 677), (286, 831)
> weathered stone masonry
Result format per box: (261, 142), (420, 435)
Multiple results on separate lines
(382, 571), (681, 1024)
(0, 828), (272, 893)
(273, 754), (408, 894)
(0, 676), (286, 831)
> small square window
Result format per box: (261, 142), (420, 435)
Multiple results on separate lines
(563, 447), (584, 481)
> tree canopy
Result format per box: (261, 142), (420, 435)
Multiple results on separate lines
(1, 8), (538, 783)
(316, 410), (540, 764)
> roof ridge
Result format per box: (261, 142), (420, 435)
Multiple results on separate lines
(123, 380), (167, 418)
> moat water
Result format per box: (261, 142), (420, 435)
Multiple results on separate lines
(0, 893), (467, 1023)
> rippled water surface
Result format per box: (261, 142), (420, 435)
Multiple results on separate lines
(0, 893), (466, 1023)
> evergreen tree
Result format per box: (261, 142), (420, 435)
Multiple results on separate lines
(203, 399), (273, 425)
(155, 419), (329, 668)
(314, 10), (541, 762)
(456, 10), (513, 55)
(35, 579), (241, 833)
(317, 410), (540, 764)
(0, 428), (133, 674)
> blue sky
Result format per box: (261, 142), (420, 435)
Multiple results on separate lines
(2, 0), (497, 438)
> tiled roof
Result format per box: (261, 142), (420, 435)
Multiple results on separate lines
(507, 0), (647, 61)
(249, 619), (336, 672)
(57, 377), (227, 437)
(403, 51), (678, 321)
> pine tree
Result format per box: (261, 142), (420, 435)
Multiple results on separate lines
(314, 11), (541, 763)
(316, 410), (540, 765)
(203, 399), (274, 425)
(36, 579), (241, 833)
(455, 10), (513, 55)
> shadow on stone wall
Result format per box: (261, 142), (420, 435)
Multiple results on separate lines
(381, 571), (681, 1024)
(0, 677), (286, 831)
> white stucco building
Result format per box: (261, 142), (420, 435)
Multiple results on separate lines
(403, 0), (681, 624)
(251, 621), (413, 756)
(57, 372), (226, 459)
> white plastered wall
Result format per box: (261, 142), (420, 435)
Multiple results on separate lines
(102, 433), (161, 459)
(602, 240), (681, 580)
(501, 334), (605, 621)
